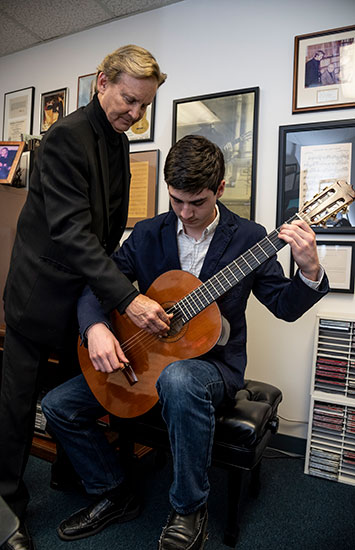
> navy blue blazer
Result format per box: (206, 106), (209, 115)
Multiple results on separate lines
(78, 202), (329, 400)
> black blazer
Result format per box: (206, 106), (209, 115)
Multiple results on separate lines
(4, 100), (138, 348)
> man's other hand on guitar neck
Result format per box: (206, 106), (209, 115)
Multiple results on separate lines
(278, 219), (321, 282)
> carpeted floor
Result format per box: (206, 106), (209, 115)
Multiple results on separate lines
(24, 450), (355, 550)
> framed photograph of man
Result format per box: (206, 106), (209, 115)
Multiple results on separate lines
(40, 88), (68, 134)
(172, 88), (259, 220)
(77, 73), (96, 108)
(0, 141), (25, 185)
(293, 25), (355, 113)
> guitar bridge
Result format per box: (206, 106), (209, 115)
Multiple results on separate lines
(121, 362), (138, 386)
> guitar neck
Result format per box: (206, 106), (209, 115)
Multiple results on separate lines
(173, 214), (300, 323)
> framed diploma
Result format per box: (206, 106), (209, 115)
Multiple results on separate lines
(277, 118), (355, 233)
(2, 87), (34, 141)
(290, 241), (355, 293)
(127, 150), (159, 228)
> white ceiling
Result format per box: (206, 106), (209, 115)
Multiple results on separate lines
(0, 0), (183, 58)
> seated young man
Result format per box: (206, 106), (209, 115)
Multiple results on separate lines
(42, 135), (328, 550)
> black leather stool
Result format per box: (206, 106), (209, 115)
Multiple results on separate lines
(115, 379), (282, 547)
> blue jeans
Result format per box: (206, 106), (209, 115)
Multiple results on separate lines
(42, 359), (225, 514)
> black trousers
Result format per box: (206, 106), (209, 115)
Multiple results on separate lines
(0, 324), (79, 520)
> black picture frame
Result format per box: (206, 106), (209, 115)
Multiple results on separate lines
(172, 87), (259, 220)
(77, 73), (96, 108)
(277, 118), (355, 233)
(2, 86), (34, 141)
(290, 240), (355, 293)
(292, 25), (355, 113)
(40, 88), (68, 134)
(125, 98), (156, 143)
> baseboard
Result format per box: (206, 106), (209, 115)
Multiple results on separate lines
(268, 433), (307, 456)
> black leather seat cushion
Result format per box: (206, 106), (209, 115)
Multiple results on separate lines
(215, 380), (282, 446)
(115, 380), (282, 471)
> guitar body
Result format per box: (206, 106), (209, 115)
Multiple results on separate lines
(79, 270), (222, 418)
(79, 181), (355, 418)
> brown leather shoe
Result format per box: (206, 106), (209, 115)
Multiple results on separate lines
(158, 504), (208, 550)
(3, 523), (35, 550)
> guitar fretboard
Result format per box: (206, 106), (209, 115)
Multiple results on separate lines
(171, 214), (299, 324)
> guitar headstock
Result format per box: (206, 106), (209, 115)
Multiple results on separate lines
(299, 180), (355, 227)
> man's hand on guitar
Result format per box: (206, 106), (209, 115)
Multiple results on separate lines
(87, 323), (128, 373)
(278, 219), (320, 281)
(125, 294), (172, 335)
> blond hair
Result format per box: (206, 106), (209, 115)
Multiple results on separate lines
(97, 44), (167, 87)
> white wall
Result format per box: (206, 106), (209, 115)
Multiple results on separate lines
(0, 0), (354, 439)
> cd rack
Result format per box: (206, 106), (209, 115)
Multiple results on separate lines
(305, 313), (355, 486)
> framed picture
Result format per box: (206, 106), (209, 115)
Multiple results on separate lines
(2, 87), (34, 141)
(277, 118), (355, 233)
(172, 87), (259, 220)
(125, 98), (156, 143)
(290, 241), (355, 293)
(0, 141), (25, 185)
(77, 73), (96, 108)
(127, 149), (159, 228)
(293, 25), (355, 113)
(40, 88), (68, 134)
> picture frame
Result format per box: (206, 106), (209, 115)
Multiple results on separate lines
(290, 241), (355, 293)
(18, 151), (32, 189)
(293, 25), (355, 113)
(127, 149), (159, 228)
(125, 98), (156, 143)
(277, 118), (355, 233)
(77, 73), (96, 108)
(172, 87), (259, 220)
(2, 86), (34, 141)
(0, 141), (25, 185)
(40, 88), (68, 134)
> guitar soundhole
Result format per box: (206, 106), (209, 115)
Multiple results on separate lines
(161, 301), (188, 343)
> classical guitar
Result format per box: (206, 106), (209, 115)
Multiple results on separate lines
(79, 180), (355, 418)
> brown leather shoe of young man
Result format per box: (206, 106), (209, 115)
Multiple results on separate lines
(158, 504), (208, 550)
(3, 523), (35, 550)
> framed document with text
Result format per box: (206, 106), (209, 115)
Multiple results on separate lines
(2, 87), (34, 141)
(127, 150), (159, 228)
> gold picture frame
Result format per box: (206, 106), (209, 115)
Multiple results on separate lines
(293, 25), (355, 113)
(0, 141), (25, 185)
(127, 150), (159, 228)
